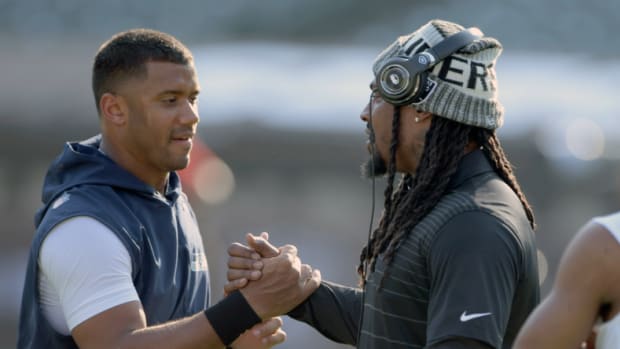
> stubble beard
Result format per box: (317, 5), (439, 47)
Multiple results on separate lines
(361, 151), (388, 179)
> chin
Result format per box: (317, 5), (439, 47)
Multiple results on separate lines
(361, 152), (387, 178)
(170, 157), (191, 171)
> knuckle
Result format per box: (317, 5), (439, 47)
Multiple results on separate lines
(286, 254), (295, 266)
(227, 244), (239, 255)
(245, 258), (255, 269)
(277, 253), (294, 268)
(285, 244), (298, 255)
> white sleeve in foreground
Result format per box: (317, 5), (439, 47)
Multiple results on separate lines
(38, 216), (140, 333)
(593, 211), (620, 245)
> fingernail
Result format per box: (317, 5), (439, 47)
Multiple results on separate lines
(251, 270), (261, 279)
(251, 253), (260, 260)
(253, 261), (263, 269)
(253, 329), (261, 336)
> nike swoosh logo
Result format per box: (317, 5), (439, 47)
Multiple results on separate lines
(460, 311), (492, 322)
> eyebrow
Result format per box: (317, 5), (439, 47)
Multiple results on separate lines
(157, 89), (200, 96)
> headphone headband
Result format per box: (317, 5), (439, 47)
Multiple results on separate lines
(426, 28), (481, 64)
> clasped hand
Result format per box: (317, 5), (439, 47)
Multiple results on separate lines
(226, 232), (321, 349)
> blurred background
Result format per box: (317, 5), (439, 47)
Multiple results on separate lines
(1, 0), (619, 347)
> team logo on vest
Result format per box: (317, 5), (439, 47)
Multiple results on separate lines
(190, 250), (208, 272)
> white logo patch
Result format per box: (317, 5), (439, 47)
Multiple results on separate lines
(190, 250), (208, 272)
(51, 192), (71, 209)
(460, 311), (492, 322)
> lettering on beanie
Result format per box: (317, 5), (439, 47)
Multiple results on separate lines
(433, 56), (495, 93)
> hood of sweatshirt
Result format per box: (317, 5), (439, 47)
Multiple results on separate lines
(35, 134), (182, 226)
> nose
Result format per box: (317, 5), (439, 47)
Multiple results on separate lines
(360, 101), (370, 123)
(181, 100), (200, 126)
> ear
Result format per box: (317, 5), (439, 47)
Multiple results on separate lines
(99, 92), (126, 125)
(415, 110), (433, 123)
(402, 106), (433, 124)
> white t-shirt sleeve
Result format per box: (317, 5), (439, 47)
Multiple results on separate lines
(38, 216), (140, 334)
(592, 211), (620, 245)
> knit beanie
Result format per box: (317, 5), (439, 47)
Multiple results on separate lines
(372, 19), (504, 130)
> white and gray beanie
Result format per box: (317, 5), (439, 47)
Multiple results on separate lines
(372, 19), (504, 130)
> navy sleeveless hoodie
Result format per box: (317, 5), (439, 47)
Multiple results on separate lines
(18, 135), (210, 348)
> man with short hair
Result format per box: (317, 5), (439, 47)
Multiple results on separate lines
(18, 28), (320, 349)
(226, 19), (540, 349)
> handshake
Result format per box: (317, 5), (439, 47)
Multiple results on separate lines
(217, 232), (321, 348)
(225, 232), (321, 317)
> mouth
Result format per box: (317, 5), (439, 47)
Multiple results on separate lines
(364, 127), (374, 146)
(365, 123), (376, 139)
(171, 133), (195, 147)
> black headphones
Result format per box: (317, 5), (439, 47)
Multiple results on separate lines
(375, 29), (481, 106)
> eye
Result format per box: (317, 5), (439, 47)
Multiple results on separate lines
(370, 90), (381, 103)
(163, 96), (177, 104)
(189, 95), (198, 105)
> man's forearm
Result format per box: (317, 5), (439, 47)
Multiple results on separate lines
(73, 292), (262, 349)
(121, 312), (224, 349)
(288, 280), (362, 345)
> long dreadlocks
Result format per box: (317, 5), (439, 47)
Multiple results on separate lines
(358, 108), (535, 285)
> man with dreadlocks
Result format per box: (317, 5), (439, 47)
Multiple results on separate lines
(225, 19), (540, 349)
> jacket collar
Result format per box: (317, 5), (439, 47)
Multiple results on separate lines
(447, 149), (495, 190)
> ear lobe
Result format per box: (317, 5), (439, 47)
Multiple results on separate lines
(416, 111), (433, 122)
(99, 93), (126, 125)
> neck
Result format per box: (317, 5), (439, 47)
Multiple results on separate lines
(464, 140), (479, 154)
(100, 137), (169, 193)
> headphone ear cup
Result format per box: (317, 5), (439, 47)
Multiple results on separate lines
(376, 56), (421, 106)
(375, 29), (480, 107)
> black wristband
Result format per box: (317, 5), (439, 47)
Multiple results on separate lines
(204, 290), (262, 346)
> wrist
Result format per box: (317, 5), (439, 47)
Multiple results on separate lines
(204, 290), (261, 346)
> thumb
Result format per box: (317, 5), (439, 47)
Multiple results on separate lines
(246, 233), (279, 258)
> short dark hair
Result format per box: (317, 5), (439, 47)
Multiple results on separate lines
(92, 28), (194, 113)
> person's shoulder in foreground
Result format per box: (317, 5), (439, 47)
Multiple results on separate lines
(17, 28), (320, 349)
(514, 211), (620, 349)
